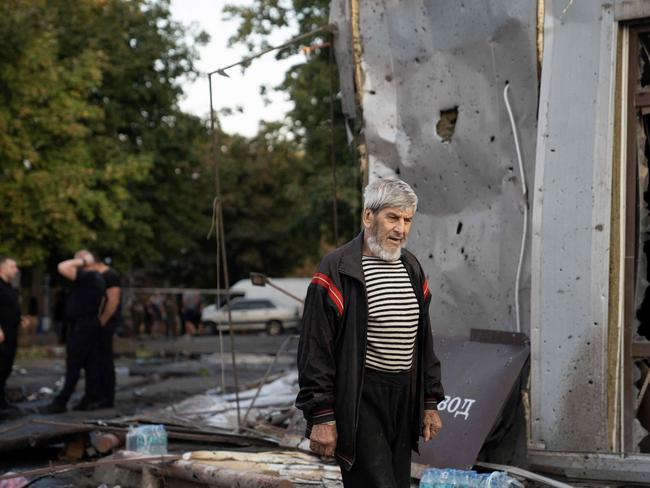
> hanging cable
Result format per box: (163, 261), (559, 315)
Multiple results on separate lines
(329, 31), (339, 244)
(504, 83), (529, 334)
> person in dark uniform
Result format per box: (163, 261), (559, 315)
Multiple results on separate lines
(40, 250), (105, 413)
(0, 256), (25, 414)
(76, 257), (121, 410)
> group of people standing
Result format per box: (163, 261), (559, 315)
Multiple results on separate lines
(130, 290), (201, 338)
(0, 250), (121, 416)
(41, 250), (122, 413)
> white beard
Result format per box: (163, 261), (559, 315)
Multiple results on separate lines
(366, 230), (404, 261)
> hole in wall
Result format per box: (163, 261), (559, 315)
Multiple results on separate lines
(435, 106), (458, 143)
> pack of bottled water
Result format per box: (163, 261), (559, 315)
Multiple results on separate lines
(420, 468), (524, 488)
(125, 424), (168, 455)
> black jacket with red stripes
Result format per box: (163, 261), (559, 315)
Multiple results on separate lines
(295, 232), (444, 471)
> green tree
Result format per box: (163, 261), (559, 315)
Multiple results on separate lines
(223, 0), (361, 261)
(49, 0), (211, 281)
(217, 122), (319, 279)
(0, 0), (150, 266)
(0, 0), (213, 287)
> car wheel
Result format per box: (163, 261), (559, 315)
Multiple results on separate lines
(203, 321), (217, 335)
(266, 320), (283, 336)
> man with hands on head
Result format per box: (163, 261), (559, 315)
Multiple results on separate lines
(40, 250), (105, 414)
(296, 177), (444, 488)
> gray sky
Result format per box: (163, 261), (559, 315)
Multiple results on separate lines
(170, 0), (303, 137)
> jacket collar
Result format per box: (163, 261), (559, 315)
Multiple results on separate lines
(338, 232), (366, 283)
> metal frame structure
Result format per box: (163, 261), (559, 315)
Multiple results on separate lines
(203, 25), (335, 433)
(623, 19), (650, 454)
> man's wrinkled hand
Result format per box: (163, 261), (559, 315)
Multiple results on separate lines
(310, 423), (337, 458)
(422, 409), (442, 442)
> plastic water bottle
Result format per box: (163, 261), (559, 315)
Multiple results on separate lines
(419, 469), (435, 488)
(126, 424), (168, 455)
(419, 468), (462, 487)
(480, 471), (524, 488)
(420, 468), (522, 488)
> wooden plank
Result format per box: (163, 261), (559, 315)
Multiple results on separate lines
(631, 341), (650, 358)
(634, 91), (650, 108)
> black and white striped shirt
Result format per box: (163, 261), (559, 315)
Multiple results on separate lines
(362, 255), (420, 372)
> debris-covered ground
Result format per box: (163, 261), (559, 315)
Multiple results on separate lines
(0, 333), (614, 487)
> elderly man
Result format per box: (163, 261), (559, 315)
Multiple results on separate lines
(0, 256), (25, 414)
(296, 177), (444, 488)
(41, 250), (105, 413)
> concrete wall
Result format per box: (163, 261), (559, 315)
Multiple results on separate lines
(529, 0), (616, 452)
(332, 0), (539, 338)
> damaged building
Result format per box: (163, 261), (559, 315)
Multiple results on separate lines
(329, 0), (650, 483)
(7, 0), (650, 486)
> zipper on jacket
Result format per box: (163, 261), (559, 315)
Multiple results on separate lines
(338, 268), (368, 468)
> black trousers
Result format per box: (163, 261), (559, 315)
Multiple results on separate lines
(56, 317), (102, 404)
(0, 333), (17, 404)
(98, 322), (115, 403)
(341, 368), (413, 488)
(82, 321), (115, 404)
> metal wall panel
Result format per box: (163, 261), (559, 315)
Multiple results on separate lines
(530, 0), (616, 452)
(344, 0), (539, 339)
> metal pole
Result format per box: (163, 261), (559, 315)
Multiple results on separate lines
(265, 279), (304, 304)
(208, 72), (241, 429)
(329, 32), (339, 244)
(219, 204), (242, 430)
(219, 328), (226, 393)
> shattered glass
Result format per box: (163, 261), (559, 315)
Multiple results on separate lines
(640, 33), (650, 88)
(636, 112), (650, 341)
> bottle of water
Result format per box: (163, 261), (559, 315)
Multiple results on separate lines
(126, 424), (168, 455)
(420, 468), (522, 488)
(480, 471), (524, 488)
(419, 468), (436, 488)
(420, 468), (452, 487)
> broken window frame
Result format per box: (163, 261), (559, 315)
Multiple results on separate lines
(623, 21), (650, 454)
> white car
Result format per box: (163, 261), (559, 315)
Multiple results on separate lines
(200, 298), (300, 335)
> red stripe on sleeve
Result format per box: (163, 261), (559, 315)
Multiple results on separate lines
(311, 272), (344, 316)
(423, 279), (430, 299)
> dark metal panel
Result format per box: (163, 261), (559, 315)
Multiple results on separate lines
(412, 333), (530, 470)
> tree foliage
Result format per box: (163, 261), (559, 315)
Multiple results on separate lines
(223, 0), (361, 261)
(0, 0), (212, 285)
(0, 0), (362, 289)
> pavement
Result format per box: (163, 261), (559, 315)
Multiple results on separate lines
(5, 332), (297, 416)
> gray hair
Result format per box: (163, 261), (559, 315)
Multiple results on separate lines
(363, 177), (418, 213)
